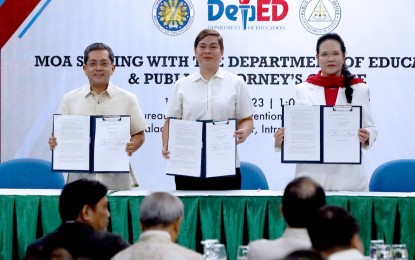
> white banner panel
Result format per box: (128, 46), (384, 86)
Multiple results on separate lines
(1, 0), (415, 190)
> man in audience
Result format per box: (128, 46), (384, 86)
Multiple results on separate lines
(307, 205), (365, 259)
(247, 176), (326, 260)
(112, 192), (202, 260)
(25, 179), (129, 260)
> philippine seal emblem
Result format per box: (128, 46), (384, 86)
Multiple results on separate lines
(299, 0), (341, 35)
(153, 0), (195, 36)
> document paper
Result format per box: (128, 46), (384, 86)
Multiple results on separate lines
(52, 115), (131, 172)
(282, 106), (321, 162)
(205, 120), (236, 178)
(53, 115), (90, 171)
(166, 119), (203, 177)
(93, 116), (131, 172)
(282, 105), (362, 164)
(166, 119), (236, 178)
(323, 106), (361, 163)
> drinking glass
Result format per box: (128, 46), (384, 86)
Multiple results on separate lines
(237, 245), (249, 260)
(210, 243), (227, 260)
(392, 244), (408, 260)
(375, 244), (393, 260)
(201, 239), (219, 260)
(370, 240), (385, 259)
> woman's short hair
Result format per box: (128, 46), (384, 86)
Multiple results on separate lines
(194, 29), (224, 51)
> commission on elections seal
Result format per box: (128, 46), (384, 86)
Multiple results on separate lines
(299, 0), (341, 35)
(153, 0), (195, 36)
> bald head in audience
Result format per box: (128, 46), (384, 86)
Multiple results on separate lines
(282, 176), (327, 228)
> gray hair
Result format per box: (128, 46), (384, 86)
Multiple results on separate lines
(140, 192), (184, 227)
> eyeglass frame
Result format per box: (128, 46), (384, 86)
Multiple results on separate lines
(85, 60), (113, 68)
(317, 51), (344, 59)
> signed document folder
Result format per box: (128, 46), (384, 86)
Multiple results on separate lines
(282, 105), (362, 164)
(52, 114), (131, 173)
(166, 118), (236, 178)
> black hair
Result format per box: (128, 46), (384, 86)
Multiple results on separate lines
(316, 33), (354, 103)
(83, 42), (115, 64)
(283, 249), (326, 260)
(307, 205), (360, 251)
(59, 179), (108, 222)
(282, 177), (326, 228)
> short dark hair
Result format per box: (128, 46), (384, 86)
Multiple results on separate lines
(140, 192), (184, 228)
(83, 42), (115, 64)
(194, 29), (224, 52)
(59, 179), (108, 222)
(282, 177), (326, 228)
(307, 206), (360, 251)
(283, 249), (326, 260)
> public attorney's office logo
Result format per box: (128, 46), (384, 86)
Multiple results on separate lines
(153, 0), (195, 36)
(299, 0), (341, 35)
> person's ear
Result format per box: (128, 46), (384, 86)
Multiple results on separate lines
(173, 217), (182, 234)
(351, 234), (364, 253)
(279, 205), (284, 219)
(79, 204), (93, 223)
(170, 217), (182, 242)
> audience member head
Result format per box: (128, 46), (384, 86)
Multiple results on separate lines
(307, 205), (363, 256)
(282, 177), (326, 228)
(83, 42), (115, 64)
(59, 178), (109, 231)
(48, 248), (74, 260)
(283, 249), (326, 260)
(140, 192), (184, 242)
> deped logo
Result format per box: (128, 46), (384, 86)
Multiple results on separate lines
(208, 0), (289, 30)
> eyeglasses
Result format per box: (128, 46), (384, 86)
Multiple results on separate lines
(318, 52), (343, 59)
(86, 60), (112, 68)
